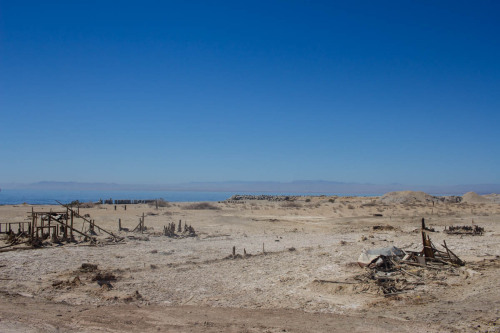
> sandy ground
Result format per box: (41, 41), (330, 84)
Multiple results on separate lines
(0, 195), (499, 332)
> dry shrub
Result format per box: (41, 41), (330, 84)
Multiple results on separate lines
(148, 199), (170, 208)
(347, 204), (355, 209)
(69, 200), (95, 208)
(183, 202), (220, 210)
(306, 203), (321, 209)
(281, 202), (302, 208)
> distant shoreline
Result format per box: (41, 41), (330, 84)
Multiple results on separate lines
(0, 189), (385, 205)
(0, 188), (490, 205)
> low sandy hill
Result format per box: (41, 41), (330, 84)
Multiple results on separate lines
(462, 192), (492, 203)
(483, 193), (500, 203)
(379, 191), (435, 204)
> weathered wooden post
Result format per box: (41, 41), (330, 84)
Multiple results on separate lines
(142, 213), (145, 233)
(178, 220), (182, 233)
(119, 218), (122, 231)
(70, 210), (74, 241)
(232, 246), (236, 257)
(263, 242), (265, 254)
(48, 213), (52, 238)
(64, 208), (69, 240)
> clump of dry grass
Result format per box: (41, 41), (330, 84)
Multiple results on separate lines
(183, 202), (220, 210)
(306, 203), (321, 209)
(69, 201), (95, 208)
(281, 202), (302, 208)
(148, 199), (170, 208)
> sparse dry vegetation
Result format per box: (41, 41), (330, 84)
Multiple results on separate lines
(148, 199), (170, 208)
(183, 202), (220, 210)
(281, 201), (302, 208)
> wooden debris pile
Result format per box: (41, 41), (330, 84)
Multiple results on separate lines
(357, 218), (465, 296)
(163, 220), (196, 238)
(444, 225), (484, 236)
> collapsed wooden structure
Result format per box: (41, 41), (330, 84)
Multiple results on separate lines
(0, 222), (30, 234)
(357, 217), (465, 296)
(1, 201), (122, 249)
(420, 218), (464, 266)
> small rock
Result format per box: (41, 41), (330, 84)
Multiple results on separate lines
(80, 263), (98, 272)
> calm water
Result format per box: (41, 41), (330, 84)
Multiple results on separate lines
(0, 189), (378, 205)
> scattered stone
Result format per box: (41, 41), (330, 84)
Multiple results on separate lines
(52, 280), (63, 287)
(80, 263), (98, 272)
(92, 272), (116, 282)
(70, 276), (82, 286)
(372, 225), (394, 231)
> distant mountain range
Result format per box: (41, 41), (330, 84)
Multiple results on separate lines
(1, 181), (500, 195)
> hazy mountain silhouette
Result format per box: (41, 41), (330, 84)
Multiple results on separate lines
(2, 181), (499, 195)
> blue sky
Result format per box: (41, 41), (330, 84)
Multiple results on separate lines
(1, 1), (499, 185)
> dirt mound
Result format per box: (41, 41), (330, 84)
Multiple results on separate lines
(482, 193), (500, 203)
(379, 191), (435, 204)
(462, 192), (491, 203)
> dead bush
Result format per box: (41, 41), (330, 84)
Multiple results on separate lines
(281, 202), (302, 208)
(183, 202), (220, 210)
(70, 201), (95, 208)
(148, 199), (170, 208)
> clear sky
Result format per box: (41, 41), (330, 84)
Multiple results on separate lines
(1, 1), (499, 185)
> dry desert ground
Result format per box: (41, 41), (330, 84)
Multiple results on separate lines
(0, 192), (499, 332)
